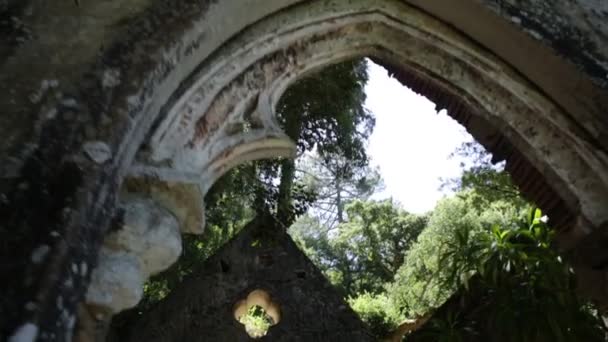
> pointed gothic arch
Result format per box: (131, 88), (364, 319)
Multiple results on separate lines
(1, 0), (607, 340)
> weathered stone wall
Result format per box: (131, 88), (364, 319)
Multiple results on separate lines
(482, 0), (608, 89)
(0, 0), (607, 340)
(115, 217), (373, 341)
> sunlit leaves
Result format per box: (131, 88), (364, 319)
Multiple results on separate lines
(238, 305), (275, 338)
(290, 199), (426, 297)
(348, 292), (402, 337)
(276, 59), (374, 163)
(407, 205), (607, 341)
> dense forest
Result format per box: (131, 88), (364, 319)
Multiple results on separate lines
(109, 59), (607, 341)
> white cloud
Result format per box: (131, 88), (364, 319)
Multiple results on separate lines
(365, 61), (472, 213)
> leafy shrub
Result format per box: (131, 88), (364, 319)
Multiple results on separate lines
(349, 292), (401, 337)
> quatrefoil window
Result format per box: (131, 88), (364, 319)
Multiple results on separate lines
(234, 289), (280, 338)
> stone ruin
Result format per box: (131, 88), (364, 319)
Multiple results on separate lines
(0, 0), (607, 340)
(111, 215), (373, 341)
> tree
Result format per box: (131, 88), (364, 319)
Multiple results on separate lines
(275, 58), (374, 225)
(297, 152), (384, 229)
(441, 140), (527, 211)
(407, 208), (607, 341)
(384, 140), (530, 318)
(293, 199), (427, 297)
(373, 138), (607, 340)
(388, 194), (492, 318)
(348, 292), (402, 338)
(289, 199), (427, 339)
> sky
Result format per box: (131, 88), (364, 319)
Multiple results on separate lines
(365, 61), (473, 214)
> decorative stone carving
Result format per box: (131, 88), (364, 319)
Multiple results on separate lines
(132, 0), (608, 228)
(121, 177), (206, 235)
(85, 197), (181, 314)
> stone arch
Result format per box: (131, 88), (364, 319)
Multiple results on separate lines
(130, 0), (607, 227)
(2, 0), (608, 340)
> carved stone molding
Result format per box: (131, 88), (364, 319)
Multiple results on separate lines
(85, 197), (181, 314)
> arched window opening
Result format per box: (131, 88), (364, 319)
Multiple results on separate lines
(234, 290), (280, 339)
(37, 2), (604, 341)
(105, 56), (606, 342)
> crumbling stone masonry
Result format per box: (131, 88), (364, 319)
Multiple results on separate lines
(0, 0), (607, 341)
(113, 216), (374, 341)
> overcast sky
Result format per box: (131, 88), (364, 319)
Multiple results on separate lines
(365, 61), (473, 214)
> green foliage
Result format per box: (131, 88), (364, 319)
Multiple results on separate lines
(254, 159), (318, 223)
(239, 305), (274, 339)
(388, 140), (607, 340)
(276, 58), (374, 163)
(441, 140), (526, 211)
(349, 292), (402, 338)
(297, 152), (384, 228)
(274, 58), (375, 225)
(388, 195), (488, 317)
(292, 199), (427, 297)
(407, 208), (607, 341)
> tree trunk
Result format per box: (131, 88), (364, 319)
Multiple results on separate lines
(336, 177), (344, 224)
(277, 158), (296, 225)
(276, 112), (303, 226)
